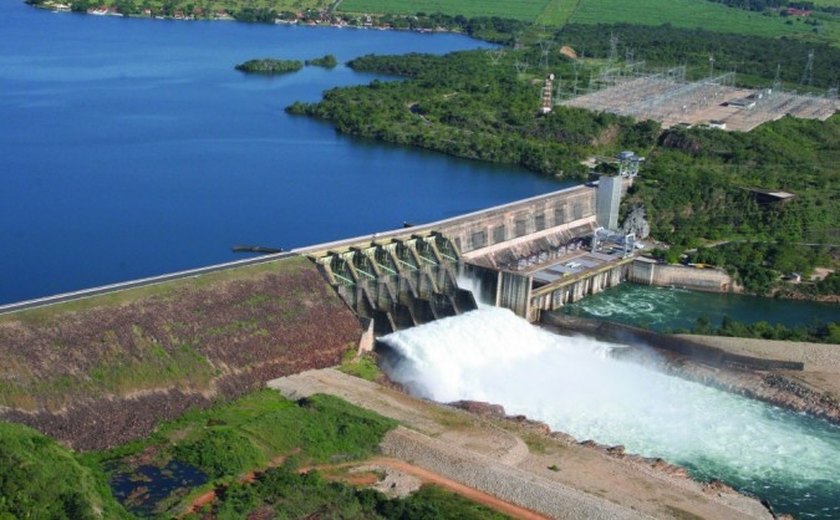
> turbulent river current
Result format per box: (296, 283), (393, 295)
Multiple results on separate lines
(381, 307), (840, 518)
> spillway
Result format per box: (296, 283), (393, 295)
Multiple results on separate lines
(380, 307), (840, 518)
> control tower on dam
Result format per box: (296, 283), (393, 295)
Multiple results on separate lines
(303, 172), (638, 330)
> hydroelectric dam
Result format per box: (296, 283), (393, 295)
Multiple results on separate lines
(300, 165), (724, 333)
(0, 166), (731, 331)
(1, 166), (836, 520)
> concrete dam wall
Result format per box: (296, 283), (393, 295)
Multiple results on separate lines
(304, 184), (602, 332)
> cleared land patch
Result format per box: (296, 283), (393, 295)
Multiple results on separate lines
(536, 0), (581, 26)
(337, 0), (552, 20)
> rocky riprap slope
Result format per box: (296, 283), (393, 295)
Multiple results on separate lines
(0, 256), (362, 450)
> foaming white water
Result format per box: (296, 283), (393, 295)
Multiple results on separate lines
(456, 270), (493, 307)
(381, 307), (840, 506)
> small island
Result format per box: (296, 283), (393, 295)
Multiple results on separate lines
(306, 54), (338, 68)
(234, 58), (303, 74)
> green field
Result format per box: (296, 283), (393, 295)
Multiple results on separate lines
(335, 0), (840, 46)
(571, 0), (815, 38)
(337, 0), (551, 20)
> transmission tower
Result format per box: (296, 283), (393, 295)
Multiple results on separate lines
(514, 61), (529, 75)
(538, 39), (553, 70)
(708, 54), (715, 78)
(773, 64), (782, 92)
(488, 49), (504, 66)
(608, 33), (619, 62)
(801, 49), (814, 86)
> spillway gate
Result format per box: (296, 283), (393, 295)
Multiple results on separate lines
(315, 232), (478, 335)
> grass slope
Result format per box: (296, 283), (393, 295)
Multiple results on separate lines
(337, 0), (551, 20)
(0, 422), (129, 519)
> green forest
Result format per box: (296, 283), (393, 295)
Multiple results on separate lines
(683, 315), (840, 343)
(235, 58), (303, 74)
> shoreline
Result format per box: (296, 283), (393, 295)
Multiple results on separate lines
(28, 2), (474, 38)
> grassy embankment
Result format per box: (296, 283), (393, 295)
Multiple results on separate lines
(0, 255), (363, 450)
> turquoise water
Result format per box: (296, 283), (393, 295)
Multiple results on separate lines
(383, 307), (840, 519)
(562, 284), (839, 331)
(0, 2), (568, 304)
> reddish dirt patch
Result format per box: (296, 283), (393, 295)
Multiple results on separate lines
(559, 46), (577, 59)
(341, 472), (380, 486)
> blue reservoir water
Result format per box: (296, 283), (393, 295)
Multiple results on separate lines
(0, 2), (567, 304)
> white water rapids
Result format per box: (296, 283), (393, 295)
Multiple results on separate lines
(380, 307), (840, 518)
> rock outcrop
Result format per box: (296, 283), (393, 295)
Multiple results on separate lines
(621, 203), (651, 239)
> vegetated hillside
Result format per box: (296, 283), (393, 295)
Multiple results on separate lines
(0, 422), (129, 519)
(630, 114), (840, 292)
(288, 51), (660, 178)
(0, 255), (363, 450)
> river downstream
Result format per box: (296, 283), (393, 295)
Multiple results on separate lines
(0, 2), (568, 304)
(562, 283), (839, 331)
(382, 307), (840, 519)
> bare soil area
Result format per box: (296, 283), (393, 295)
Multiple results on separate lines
(269, 369), (773, 520)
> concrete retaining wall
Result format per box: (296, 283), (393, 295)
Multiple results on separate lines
(631, 259), (734, 292)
